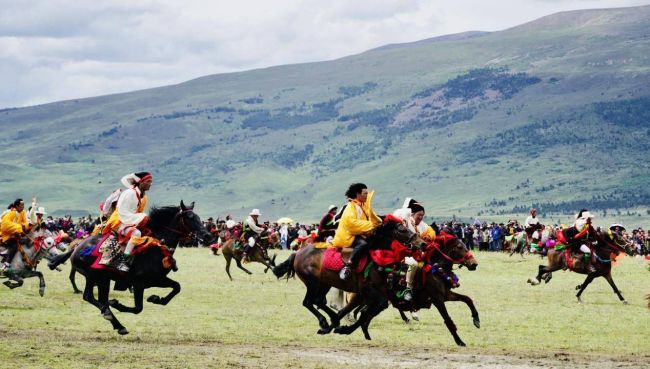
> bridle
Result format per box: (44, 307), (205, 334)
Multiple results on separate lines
(163, 208), (196, 242)
(427, 233), (474, 265)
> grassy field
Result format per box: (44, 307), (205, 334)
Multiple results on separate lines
(1, 249), (648, 368)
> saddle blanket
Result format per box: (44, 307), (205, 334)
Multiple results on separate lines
(322, 247), (367, 273)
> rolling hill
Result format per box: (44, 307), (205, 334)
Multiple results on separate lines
(1, 5), (650, 226)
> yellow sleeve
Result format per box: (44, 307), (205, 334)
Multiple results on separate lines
(422, 225), (436, 241)
(363, 191), (383, 228)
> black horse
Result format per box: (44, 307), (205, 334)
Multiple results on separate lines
(48, 200), (214, 335)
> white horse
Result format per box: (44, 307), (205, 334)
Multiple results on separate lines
(0, 234), (63, 296)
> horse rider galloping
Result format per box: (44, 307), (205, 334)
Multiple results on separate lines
(102, 172), (153, 272)
(563, 209), (597, 273)
(1, 199), (29, 270)
(395, 198), (436, 301)
(524, 208), (543, 247)
(333, 183), (382, 281)
(242, 209), (264, 263)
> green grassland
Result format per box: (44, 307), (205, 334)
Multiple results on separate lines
(2, 6), (650, 226)
(0, 250), (648, 368)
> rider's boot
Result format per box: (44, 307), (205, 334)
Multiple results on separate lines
(242, 245), (252, 263)
(585, 253), (596, 273)
(403, 264), (416, 301)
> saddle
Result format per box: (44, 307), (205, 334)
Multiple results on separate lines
(322, 247), (367, 273)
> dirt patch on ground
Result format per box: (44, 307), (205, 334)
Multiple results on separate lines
(219, 343), (649, 369)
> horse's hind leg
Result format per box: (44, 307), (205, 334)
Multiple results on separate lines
(235, 259), (252, 275)
(313, 286), (340, 332)
(603, 272), (627, 304)
(70, 267), (82, 294)
(224, 255), (234, 281)
(575, 274), (595, 303)
(302, 284), (331, 334)
(447, 291), (480, 328)
(97, 279), (128, 335)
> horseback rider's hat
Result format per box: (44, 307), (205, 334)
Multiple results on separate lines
(402, 197), (425, 214)
(250, 209), (261, 216)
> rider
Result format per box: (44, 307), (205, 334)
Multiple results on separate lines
(103, 172), (153, 272)
(333, 183), (382, 281)
(316, 205), (338, 242)
(524, 208), (543, 249)
(563, 209), (596, 273)
(242, 209), (264, 263)
(1, 199), (29, 269)
(398, 198), (436, 301)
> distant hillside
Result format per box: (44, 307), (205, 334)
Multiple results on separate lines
(1, 5), (650, 226)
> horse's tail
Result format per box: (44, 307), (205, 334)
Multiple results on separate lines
(47, 248), (74, 270)
(272, 253), (295, 279)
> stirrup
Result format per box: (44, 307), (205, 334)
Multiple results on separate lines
(403, 288), (413, 301)
(339, 265), (352, 280)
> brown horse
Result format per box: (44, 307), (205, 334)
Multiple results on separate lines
(272, 216), (420, 339)
(527, 226), (634, 303)
(342, 233), (479, 346)
(220, 228), (277, 281)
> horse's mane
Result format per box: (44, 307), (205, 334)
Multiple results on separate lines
(148, 206), (181, 229)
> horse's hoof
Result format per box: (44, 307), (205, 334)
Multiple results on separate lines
(147, 295), (161, 304)
(109, 299), (119, 307)
(473, 318), (480, 329)
(364, 334), (371, 341)
(73, 290), (82, 294)
(102, 311), (112, 320)
(117, 328), (129, 335)
(317, 327), (332, 335)
(623, 300), (629, 305)
(39, 289), (45, 297)
(457, 340), (467, 347)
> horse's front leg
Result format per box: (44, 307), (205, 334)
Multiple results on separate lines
(27, 270), (46, 297)
(432, 297), (465, 346)
(446, 290), (480, 328)
(110, 283), (144, 313)
(147, 277), (181, 305)
(603, 272), (627, 304)
(3, 275), (24, 290)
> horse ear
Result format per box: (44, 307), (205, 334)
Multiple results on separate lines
(190, 201), (195, 209)
(180, 200), (186, 211)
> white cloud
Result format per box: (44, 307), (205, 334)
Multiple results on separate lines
(0, 0), (648, 108)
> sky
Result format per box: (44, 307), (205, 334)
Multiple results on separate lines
(1, 0), (649, 108)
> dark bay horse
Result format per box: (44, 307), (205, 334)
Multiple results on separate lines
(272, 215), (417, 339)
(47, 200), (214, 335)
(220, 229), (277, 281)
(344, 233), (479, 346)
(527, 226), (634, 303)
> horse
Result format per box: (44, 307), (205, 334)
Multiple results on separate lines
(527, 226), (634, 304)
(272, 215), (418, 339)
(0, 233), (64, 296)
(508, 225), (556, 257)
(220, 228), (278, 281)
(340, 233), (479, 346)
(47, 200), (214, 335)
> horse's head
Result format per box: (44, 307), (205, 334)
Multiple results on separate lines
(377, 214), (417, 247)
(602, 228), (636, 256)
(174, 200), (215, 245)
(431, 232), (478, 270)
